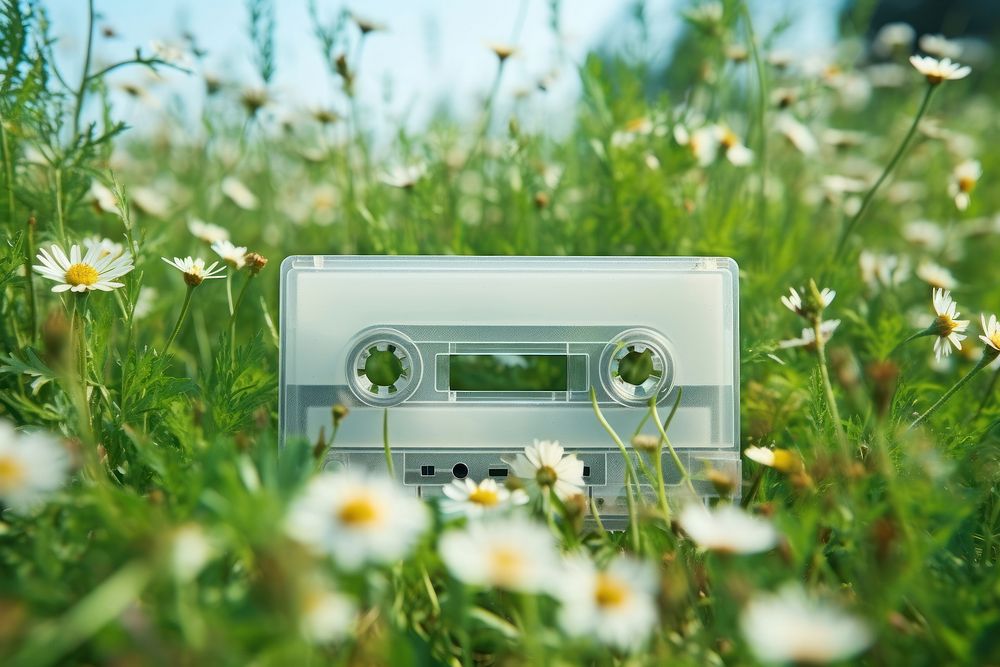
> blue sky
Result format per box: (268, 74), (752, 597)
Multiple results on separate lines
(46, 1), (842, 134)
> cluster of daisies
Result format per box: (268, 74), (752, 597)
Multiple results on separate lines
(283, 440), (872, 661)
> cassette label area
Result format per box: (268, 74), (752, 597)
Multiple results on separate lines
(280, 256), (740, 509)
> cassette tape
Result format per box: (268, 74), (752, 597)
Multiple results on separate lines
(279, 256), (740, 518)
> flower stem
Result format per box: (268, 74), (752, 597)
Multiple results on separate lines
(381, 408), (396, 479)
(890, 327), (934, 356)
(23, 215), (38, 342)
(833, 83), (936, 260)
(909, 351), (999, 430)
(813, 315), (848, 448)
(163, 285), (195, 357)
(590, 388), (641, 552)
(651, 389), (697, 504)
(228, 273), (254, 357)
(69, 295), (93, 442)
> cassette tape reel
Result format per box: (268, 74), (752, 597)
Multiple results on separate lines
(280, 256), (741, 519)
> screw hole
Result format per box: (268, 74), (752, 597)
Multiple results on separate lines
(452, 462), (469, 479)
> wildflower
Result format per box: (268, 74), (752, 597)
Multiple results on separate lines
(553, 555), (658, 651)
(685, 124), (753, 167)
(775, 113), (819, 155)
(221, 176), (260, 210)
(240, 87), (269, 115)
(916, 260), (957, 290)
(170, 523), (214, 581)
(859, 251), (909, 290)
(189, 218), (230, 243)
(504, 440), (585, 500)
(740, 585), (872, 664)
(34, 243), (133, 293)
(780, 320), (840, 350)
(725, 44), (749, 62)
(211, 240), (248, 270)
(979, 314), (1000, 352)
(678, 504), (778, 554)
(245, 252), (268, 276)
(909, 55), (971, 85)
(131, 186), (170, 218)
(440, 478), (528, 518)
(380, 163), (426, 189)
(929, 289), (969, 361)
(298, 577), (357, 644)
(351, 13), (385, 35)
(439, 516), (558, 592)
(89, 180), (119, 214)
(949, 159), (981, 211)
(0, 421), (70, 513)
(162, 256), (226, 287)
(781, 286), (835, 320)
(744, 446), (802, 473)
(488, 42), (517, 63)
(903, 220), (946, 252)
(150, 39), (193, 68)
(918, 33), (962, 59)
(82, 236), (124, 259)
(873, 22), (915, 57)
(285, 471), (428, 570)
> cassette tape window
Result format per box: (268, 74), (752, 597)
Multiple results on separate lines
(280, 256), (740, 507)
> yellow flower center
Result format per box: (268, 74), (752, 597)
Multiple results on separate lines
(0, 454), (25, 490)
(337, 495), (380, 527)
(535, 465), (558, 487)
(467, 486), (500, 506)
(488, 547), (525, 588)
(65, 263), (99, 286)
(934, 314), (958, 336)
(771, 448), (802, 474)
(720, 129), (739, 149)
(594, 573), (630, 609)
(958, 175), (977, 193)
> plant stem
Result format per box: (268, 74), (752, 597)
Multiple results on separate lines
(974, 366), (1000, 420)
(890, 327), (934, 356)
(651, 389), (697, 503)
(71, 0), (96, 141)
(381, 408), (395, 479)
(833, 84), (935, 260)
(228, 273), (253, 341)
(590, 388), (641, 551)
(813, 315), (847, 447)
(23, 215), (38, 342)
(910, 351), (999, 430)
(163, 285), (195, 357)
(69, 295), (93, 442)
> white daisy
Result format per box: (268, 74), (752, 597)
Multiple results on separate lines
(33, 243), (134, 293)
(553, 555), (658, 651)
(979, 313), (1000, 352)
(439, 516), (559, 593)
(930, 289), (969, 361)
(909, 55), (971, 84)
(149, 39), (193, 68)
(873, 22), (915, 57)
(82, 236), (124, 259)
(170, 523), (215, 582)
(744, 446), (802, 473)
(285, 471), (428, 570)
(916, 260), (957, 289)
(131, 186), (170, 218)
(504, 440), (585, 500)
(211, 240), (248, 270)
(221, 176), (260, 210)
(0, 421), (70, 513)
(859, 251), (909, 291)
(89, 181), (119, 214)
(381, 163), (427, 189)
(780, 286), (835, 318)
(298, 577), (357, 644)
(918, 33), (962, 59)
(740, 585), (873, 664)
(440, 478), (528, 518)
(948, 160), (981, 211)
(162, 256), (226, 287)
(779, 320), (841, 350)
(678, 503), (778, 554)
(775, 113), (819, 155)
(903, 220), (946, 252)
(188, 218), (230, 244)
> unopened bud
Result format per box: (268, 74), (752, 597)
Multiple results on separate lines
(245, 252), (268, 275)
(631, 434), (660, 452)
(332, 404), (349, 427)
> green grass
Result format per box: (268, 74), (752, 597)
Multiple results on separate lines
(1, 0), (1000, 665)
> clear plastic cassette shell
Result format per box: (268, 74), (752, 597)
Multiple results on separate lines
(280, 256), (741, 517)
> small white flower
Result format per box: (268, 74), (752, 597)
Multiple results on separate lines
(741, 585), (873, 664)
(873, 22), (915, 56)
(221, 176), (260, 210)
(150, 39), (193, 68)
(162, 256), (226, 287)
(979, 313), (1000, 352)
(780, 286), (835, 318)
(188, 218), (230, 244)
(678, 503), (778, 554)
(775, 113), (819, 155)
(89, 181), (119, 214)
(381, 163), (427, 189)
(909, 55), (971, 84)
(916, 260), (957, 290)
(285, 471), (428, 570)
(131, 186), (170, 218)
(298, 578), (357, 644)
(779, 320), (840, 350)
(439, 516), (559, 593)
(686, 124), (753, 167)
(554, 555), (658, 651)
(948, 160), (981, 211)
(34, 243), (134, 293)
(211, 240), (248, 270)
(744, 446), (801, 473)
(903, 220), (946, 251)
(918, 33), (962, 59)
(504, 440), (585, 500)
(171, 523), (214, 582)
(859, 251), (909, 290)
(0, 421), (70, 513)
(82, 236), (124, 259)
(441, 478), (528, 518)
(930, 289), (969, 361)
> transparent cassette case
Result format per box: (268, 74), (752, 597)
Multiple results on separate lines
(280, 256), (740, 516)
